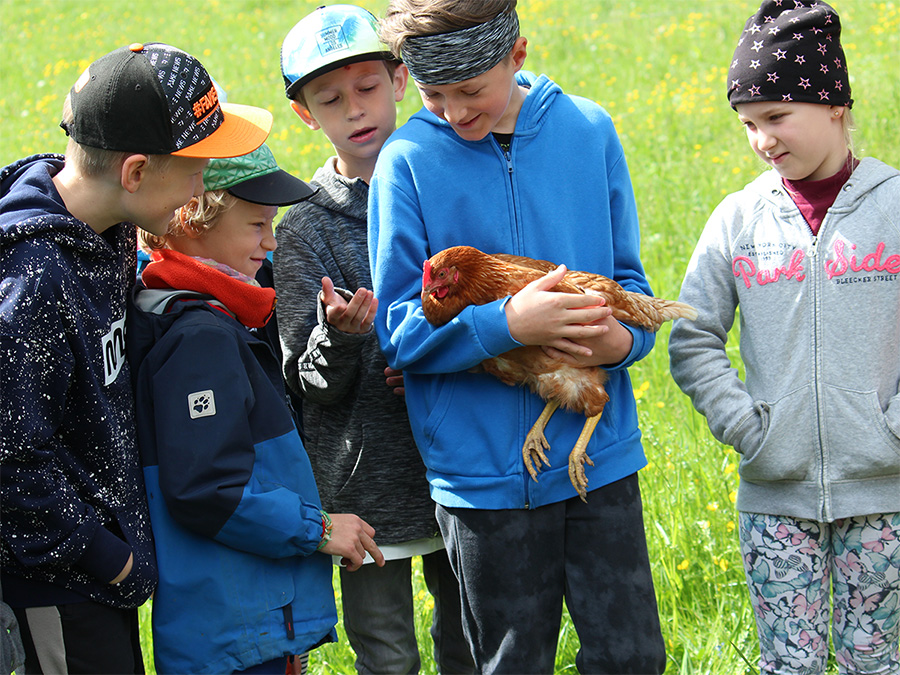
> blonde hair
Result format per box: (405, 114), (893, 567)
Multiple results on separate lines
(139, 190), (238, 251)
(61, 94), (172, 177)
(842, 108), (857, 158)
(379, 0), (516, 59)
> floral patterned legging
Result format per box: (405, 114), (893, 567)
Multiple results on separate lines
(739, 511), (900, 674)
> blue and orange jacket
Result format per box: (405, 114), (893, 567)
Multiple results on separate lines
(127, 250), (336, 674)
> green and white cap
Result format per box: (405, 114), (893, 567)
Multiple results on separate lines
(281, 4), (392, 99)
(203, 144), (315, 206)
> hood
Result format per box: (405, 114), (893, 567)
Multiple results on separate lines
(0, 154), (117, 259)
(304, 157), (369, 221)
(407, 71), (559, 140)
(746, 157), (899, 213)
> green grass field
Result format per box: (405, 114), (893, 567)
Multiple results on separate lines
(2, 0), (897, 672)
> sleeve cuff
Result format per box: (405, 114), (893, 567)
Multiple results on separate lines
(472, 298), (521, 356)
(75, 525), (132, 583)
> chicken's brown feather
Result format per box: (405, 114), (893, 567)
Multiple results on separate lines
(419, 245), (697, 500)
(422, 246), (696, 332)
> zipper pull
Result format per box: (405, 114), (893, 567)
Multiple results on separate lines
(283, 605), (295, 640)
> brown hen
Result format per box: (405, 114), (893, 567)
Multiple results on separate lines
(421, 245), (697, 501)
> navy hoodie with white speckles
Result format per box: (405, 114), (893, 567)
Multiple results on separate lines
(0, 155), (157, 609)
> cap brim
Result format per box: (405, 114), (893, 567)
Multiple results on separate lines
(227, 169), (316, 206)
(285, 52), (392, 99)
(173, 103), (273, 158)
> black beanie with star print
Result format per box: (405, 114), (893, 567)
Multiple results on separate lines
(727, 0), (852, 109)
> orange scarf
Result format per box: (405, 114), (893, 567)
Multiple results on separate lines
(141, 249), (276, 328)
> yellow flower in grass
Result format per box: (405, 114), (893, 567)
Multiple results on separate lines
(729, 490), (738, 504)
(677, 559), (690, 571)
(706, 502), (719, 512)
(726, 521), (736, 533)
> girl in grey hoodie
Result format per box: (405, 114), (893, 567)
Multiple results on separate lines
(669, 1), (900, 672)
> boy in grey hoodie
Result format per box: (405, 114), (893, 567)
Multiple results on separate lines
(668, 1), (900, 671)
(275, 6), (472, 674)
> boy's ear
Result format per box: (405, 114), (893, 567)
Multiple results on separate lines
(120, 154), (151, 194)
(393, 63), (410, 103)
(290, 101), (320, 131)
(510, 37), (528, 72)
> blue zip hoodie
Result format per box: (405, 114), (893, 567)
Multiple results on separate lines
(368, 75), (654, 509)
(0, 155), (156, 609)
(128, 253), (337, 674)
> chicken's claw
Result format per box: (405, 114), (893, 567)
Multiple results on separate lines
(523, 431), (551, 481)
(521, 400), (561, 481)
(568, 449), (594, 503)
(568, 413), (604, 502)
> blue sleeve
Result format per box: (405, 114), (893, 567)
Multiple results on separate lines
(368, 164), (520, 374)
(150, 323), (322, 558)
(602, 127), (656, 370)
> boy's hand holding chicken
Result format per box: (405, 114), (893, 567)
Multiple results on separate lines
(505, 264), (634, 367)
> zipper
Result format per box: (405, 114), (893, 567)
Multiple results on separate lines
(808, 232), (830, 521)
(496, 138), (531, 509)
(283, 605), (295, 640)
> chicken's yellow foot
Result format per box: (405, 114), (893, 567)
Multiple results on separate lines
(569, 413), (602, 502)
(522, 399), (561, 481)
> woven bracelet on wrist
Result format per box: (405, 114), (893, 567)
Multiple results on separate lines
(316, 510), (333, 551)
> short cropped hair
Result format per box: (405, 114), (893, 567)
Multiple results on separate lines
(379, 0), (517, 59)
(139, 190), (237, 252)
(61, 94), (171, 178)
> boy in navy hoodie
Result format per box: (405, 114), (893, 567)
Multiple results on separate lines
(0, 43), (271, 673)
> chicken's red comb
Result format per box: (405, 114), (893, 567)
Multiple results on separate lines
(422, 259), (433, 286)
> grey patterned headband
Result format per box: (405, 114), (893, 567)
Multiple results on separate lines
(401, 10), (520, 86)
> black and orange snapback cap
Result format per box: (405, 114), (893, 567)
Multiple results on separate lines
(61, 42), (272, 158)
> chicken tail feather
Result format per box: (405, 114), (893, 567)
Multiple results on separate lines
(614, 293), (698, 332)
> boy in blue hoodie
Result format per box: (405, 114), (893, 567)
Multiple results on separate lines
(0, 43), (272, 674)
(369, 1), (666, 672)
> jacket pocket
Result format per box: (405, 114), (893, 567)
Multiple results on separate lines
(739, 386), (817, 483)
(822, 385), (900, 481)
(422, 371), (458, 448)
(420, 371), (519, 477)
(110, 509), (158, 605)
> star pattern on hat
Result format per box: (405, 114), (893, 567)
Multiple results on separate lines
(727, 0), (851, 108)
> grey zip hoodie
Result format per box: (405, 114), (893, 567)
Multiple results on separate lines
(274, 158), (438, 544)
(669, 157), (900, 522)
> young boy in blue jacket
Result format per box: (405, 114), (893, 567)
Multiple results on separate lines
(369, 1), (666, 672)
(129, 146), (384, 675)
(0, 42), (272, 674)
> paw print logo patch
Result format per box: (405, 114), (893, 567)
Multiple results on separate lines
(188, 390), (216, 419)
